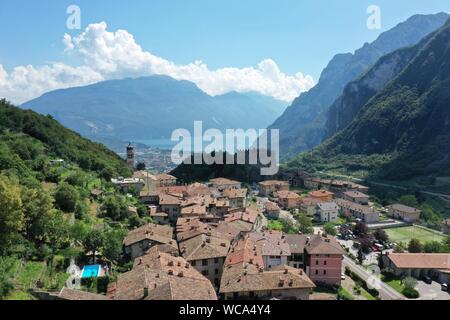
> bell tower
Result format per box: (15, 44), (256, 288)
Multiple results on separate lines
(126, 143), (135, 171)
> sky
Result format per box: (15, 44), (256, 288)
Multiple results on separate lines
(0, 0), (449, 104)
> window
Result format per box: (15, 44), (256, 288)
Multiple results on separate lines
(315, 270), (319, 275)
(324, 260), (327, 266)
(215, 269), (219, 275)
(191, 260), (196, 266)
(315, 260), (319, 266)
(323, 270), (327, 275)
(202, 270), (209, 276)
(214, 258), (219, 264)
(202, 259), (208, 266)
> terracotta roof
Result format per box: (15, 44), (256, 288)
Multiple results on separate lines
(343, 190), (368, 198)
(284, 234), (308, 254)
(210, 178), (240, 186)
(157, 186), (187, 196)
(305, 235), (344, 255)
(249, 231), (291, 257)
(309, 190), (334, 198)
(113, 248), (216, 300)
(317, 202), (339, 211)
(300, 197), (322, 207)
(265, 201), (280, 212)
(58, 287), (111, 300)
(225, 237), (264, 268)
(123, 223), (176, 248)
(220, 265), (315, 294)
(387, 253), (450, 270)
(155, 173), (177, 181)
(387, 204), (421, 214)
(159, 193), (182, 205)
(224, 208), (258, 225)
(185, 183), (212, 197)
(223, 188), (248, 199)
(180, 204), (208, 216)
(276, 190), (301, 199)
(335, 199), (377, 215)
(180, 233), (230, 261)
(259, 180), (289, 187)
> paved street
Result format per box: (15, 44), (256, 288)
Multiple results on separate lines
(343, 256), (404, 300)
(415, 280), (450, 300)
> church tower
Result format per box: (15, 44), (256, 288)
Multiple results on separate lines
(126, 143), (135, 171)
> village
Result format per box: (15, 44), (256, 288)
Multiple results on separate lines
(47, 145), (450, 301)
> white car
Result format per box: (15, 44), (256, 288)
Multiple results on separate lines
(341, 273), (346, 280)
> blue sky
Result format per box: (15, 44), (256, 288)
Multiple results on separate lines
(0, 0), (449, 103)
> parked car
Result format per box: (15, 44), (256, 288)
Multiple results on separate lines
(341, 273), (346, 280)
(441, 283), (448, 291)
(423, 276), (432, 284)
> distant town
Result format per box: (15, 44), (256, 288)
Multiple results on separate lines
(48, 144), (450, 301)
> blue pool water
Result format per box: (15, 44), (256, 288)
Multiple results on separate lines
(81, 265), (100, 279)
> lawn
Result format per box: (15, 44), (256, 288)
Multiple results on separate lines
(267, 219), (284, 231)
(382, 278), (405, 294)
(384, 226), (446, 244)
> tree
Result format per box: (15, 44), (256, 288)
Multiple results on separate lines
(408, 239), (423, 253)
(297, 213), (314, 234)
(324, 222), (337, 236)
(102, 228), (127, 263)
(83, 230), (104, 263)
(357, 248), (364, 265)
(359, 236), (372, 254)
(54, 183), (79, 212)
(0, 175), (24, 250)
(21, 187), (54, 245)
(101, 195), (128, 221)
(403, 276), (417, 291)
(136, 162), (146, 171)
(423, 241), (442, 253)
(398, 195), (419, 208)
(353, 221), (369, 238)
(373, 229), (389, 243)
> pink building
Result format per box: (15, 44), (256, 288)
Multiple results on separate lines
(305, 235), (344, 286)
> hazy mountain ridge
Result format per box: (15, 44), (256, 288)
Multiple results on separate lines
(22, 75), (287, 143)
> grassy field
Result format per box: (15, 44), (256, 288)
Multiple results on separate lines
(384, 226), (446, 244)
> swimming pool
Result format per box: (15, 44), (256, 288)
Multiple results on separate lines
(81, 265), (101, 279)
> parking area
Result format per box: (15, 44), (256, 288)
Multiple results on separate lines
(415, 281), (450, 300)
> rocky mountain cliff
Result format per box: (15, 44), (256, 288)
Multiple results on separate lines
(269, 13), (449, 161)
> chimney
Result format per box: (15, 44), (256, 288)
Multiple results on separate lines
(178, 271), (184, 277)
(299, 270), (303, 275)
(284, 268), (288, 274)
(278, 279), (285, 287)
(168, 261), (174, 266)
(168, 270), (174, 275)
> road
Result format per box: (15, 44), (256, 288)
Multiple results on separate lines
(343, 256), (404, 300)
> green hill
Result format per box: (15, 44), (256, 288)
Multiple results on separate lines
(0, 99), (130, 182)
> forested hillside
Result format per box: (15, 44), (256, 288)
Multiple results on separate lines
(0, 99), (148, 300)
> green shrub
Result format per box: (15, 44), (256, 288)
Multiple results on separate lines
(402, 287), (419, 299)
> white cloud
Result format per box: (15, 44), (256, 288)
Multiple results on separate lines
(0, 22), (315, 104)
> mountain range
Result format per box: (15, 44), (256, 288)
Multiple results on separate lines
(287, 16), (450, 182)
(22, 75), (287, 146)
(269, 12), (449, 161)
